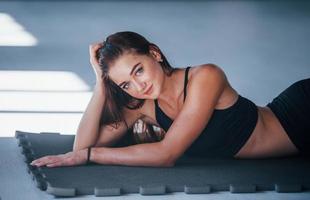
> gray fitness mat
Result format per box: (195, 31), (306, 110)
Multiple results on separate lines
(15, 130), (310, 197)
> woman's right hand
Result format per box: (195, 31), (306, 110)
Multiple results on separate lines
(89, 42), (104, 82)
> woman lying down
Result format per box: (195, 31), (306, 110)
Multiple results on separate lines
(31, 31), (310, 168)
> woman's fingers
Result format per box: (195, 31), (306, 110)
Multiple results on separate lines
(30, 150), (86, 168)
(89, 42), (105, 80)
(46, 163), (59, 167)
(89, 42), (104, 61)
(89, 42), (103, 52)
(46, 160), (64, 168)
(31, 155), (62, 167)
(31, 156), (47, 165)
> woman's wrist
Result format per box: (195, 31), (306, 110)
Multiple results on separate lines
(87, 147), (92, 164)
(95, 79), (103, 88)
(94, 81), (105, 94)
(85, 147), (93, 164)
(95, 76), (103, 84)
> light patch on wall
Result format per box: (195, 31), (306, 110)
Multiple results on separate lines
(0, 113), (82, 137)
(0, 91), (92, 112)
(0, 70), (90, 91)
(0, 70), (92, 137)
(0, 13), (38, 46)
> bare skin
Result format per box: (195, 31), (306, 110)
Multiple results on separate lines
(31, 43), (300, 169)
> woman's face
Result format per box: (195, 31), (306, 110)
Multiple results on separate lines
(108, 50), (164, 99)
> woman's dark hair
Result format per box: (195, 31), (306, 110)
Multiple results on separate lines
(96, 31), (175, 144)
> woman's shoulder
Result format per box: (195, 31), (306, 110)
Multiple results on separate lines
(187, 63), (228, 88)
(190, 63), (225, 75)
(187, 64), (238, 110)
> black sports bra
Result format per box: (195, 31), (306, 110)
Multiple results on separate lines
(154, 66), (258, 157)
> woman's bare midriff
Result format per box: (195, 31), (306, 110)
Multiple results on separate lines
(234, 105), (300, 159)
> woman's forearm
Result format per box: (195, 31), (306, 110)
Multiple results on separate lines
(90, 142), (174, 167)
(73, 82), (106, 151)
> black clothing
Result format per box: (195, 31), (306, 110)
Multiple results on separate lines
(154, 66), (258, 157)
(267, 78), (310, 155)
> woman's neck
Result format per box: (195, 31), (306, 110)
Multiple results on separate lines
(156, 68), (183, 105)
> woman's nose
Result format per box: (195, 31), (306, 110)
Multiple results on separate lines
(132, 79), (146, 92)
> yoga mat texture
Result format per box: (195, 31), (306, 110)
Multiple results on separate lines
(15, 130), (310, 197)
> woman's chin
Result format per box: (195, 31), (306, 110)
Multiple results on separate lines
(143, 94), (157, 100)
(135, 88), (159, 100)
(150, 90), (160, 99)
(143, 95), (155, 100)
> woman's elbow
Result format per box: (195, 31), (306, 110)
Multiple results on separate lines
(162, 160), (175, 167)
(72, 141), (80, 152)
(160, 153), (176, 167)
(157, 143), (177, 167)
(154, 158), (174, 168)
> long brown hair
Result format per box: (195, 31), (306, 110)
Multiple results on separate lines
(96, 31), (175, 144)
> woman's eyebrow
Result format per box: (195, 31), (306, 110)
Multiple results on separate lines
(119, 62), (141, 87)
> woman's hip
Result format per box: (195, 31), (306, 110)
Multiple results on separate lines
(266, 78), (310, 155)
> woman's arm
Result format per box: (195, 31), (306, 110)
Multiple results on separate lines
(93, 108), (144, 148)
(73, 82), (105, 151)
(90, 142), (173, 167)
(73, 42), (143, 151)
(73, 43), (106, 151)
(161, 64), (226, 164)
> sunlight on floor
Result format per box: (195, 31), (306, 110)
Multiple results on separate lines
(0, 13), (37, 46)
(0, 70), (92, 137)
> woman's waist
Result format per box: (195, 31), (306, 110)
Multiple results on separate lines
(185, 101), (259, 157)
(235, 105), (290, 158)
(256, 105), (289, 144)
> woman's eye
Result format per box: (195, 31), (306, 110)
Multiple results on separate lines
(123, 83), (129, 90)
(136, 67), (143, 75)
(123, 67), (143, 90)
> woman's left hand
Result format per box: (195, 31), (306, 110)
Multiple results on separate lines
(30, 149), (88, 168)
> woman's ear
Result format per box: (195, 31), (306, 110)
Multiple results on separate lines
(149, 46), (163, 62)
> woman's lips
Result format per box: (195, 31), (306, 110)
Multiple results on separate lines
(144, 85), (153, 95)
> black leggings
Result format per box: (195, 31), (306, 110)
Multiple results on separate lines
(267, 78), (310, 156)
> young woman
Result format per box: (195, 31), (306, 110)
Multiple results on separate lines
(31, 31), (309, 168)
